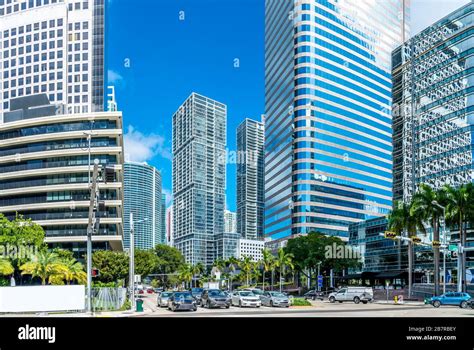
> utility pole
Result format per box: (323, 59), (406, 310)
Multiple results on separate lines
(129, 212), (135, 311)
(86, 159), (100, 313)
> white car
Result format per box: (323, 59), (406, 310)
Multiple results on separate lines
(231, 291), (261, 308)
(328, 287), (373, 304)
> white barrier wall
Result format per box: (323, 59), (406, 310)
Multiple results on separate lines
(0, 285), (85, 313)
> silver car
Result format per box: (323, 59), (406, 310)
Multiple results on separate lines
(260, 291), (290, 307)
(157, 291), (173, 307)
(231, 291), (261, 308)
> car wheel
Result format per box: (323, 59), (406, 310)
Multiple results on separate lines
(460, 301), (468, 309)
(239, 301), (242, 308)
(329, 296), (336, 303)
(354, 297), (360, 304)
(433, 300), (441, 308)
(362, 301), (368, 304)
(207, 301), (212, 309)
(226, 305), (230, 309)
(270, 300), (274, 307)
(312, 296), (316, 301)
(193, 306), (197, 312)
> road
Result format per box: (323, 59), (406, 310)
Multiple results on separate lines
(137, 295), (474, 317)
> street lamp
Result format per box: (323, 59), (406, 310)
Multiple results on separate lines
(129, 213), (148, 311)
(432, 201), (447, 295)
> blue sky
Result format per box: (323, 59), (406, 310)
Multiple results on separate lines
(107, 0), (469, 211)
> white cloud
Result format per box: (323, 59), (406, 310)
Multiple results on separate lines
(124, 125), (172, 163)
(108, 69), (124, 84)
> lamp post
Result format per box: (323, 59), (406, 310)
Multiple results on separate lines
(129, 213), (148, 311)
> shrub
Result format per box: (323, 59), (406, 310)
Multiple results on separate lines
(291, 298), (312, 306)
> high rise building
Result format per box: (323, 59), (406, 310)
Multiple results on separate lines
(0, 96), (124, 254)
(166, 205), (173, 246)
(264, 0), (410, 241)
(172, 93), (226, 266)
(393, 2), (474, 203)
(224, 209), (237, 234)
(237, 118), (265, 240)
(0, 0), (106, 122)
(161, 193), (166, 245)
(123, 162), (162, 250)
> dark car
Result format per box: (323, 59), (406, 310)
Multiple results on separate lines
(191, 287), (204, 305)
(201, 289), (231, 309)
(167, 292), (198, 312)
(304, 290), (324, 301)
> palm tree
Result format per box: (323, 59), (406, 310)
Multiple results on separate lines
(261, 249), (274, 292)
(388, 201), (419, 298)
(20, 251), (69, 285)
(0, 259), (14, 276)
(411, 184), (444, 295)
(239, 256), (254, 287)
(227, 257), (239, 292)
(275, 248), (294, 292)
(191, 263), (204, 288)
(213, 258), (227, 288)
(443, 184), (474, 292)
(62, 258), (87, 285)
(177, 264), (193, 290)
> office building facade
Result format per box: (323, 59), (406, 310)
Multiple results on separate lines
(0, 96), (124, 253)
(393, 3), (474, 202)
(238, 238), (265, 262)
(172, 93), (226, 266)
(264, 0), (410, 241)
(237, 118), (265, 240)
(0, 0), (106, 122)
(123, 162), (162, 250)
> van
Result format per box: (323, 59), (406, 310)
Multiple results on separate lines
(328, 287), (373, 304)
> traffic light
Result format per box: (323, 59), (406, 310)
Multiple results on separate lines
(104, 165), (115, 183)
(411, 236), (422, 244)
(384, 231), (398, 239)
(432, 240), (442, 248)
(92, 268), (100, 277)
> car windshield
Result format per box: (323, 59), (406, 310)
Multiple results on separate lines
(174, 293), (192, 299)
(191, 288), (203, 294)
(239, 291), (254, 297)
(251, 289), (263, 295)
(270, 292), (286, 298)
(161, 292), (172, 297)
(209, 290), (226, 297)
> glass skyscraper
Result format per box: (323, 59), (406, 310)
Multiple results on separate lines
(393, 2), (474, 203)
(172, 93), (226, 266)
(265, 0), (410, 241)
(237, 118), (265, 240)
(123, 162), (162, 250)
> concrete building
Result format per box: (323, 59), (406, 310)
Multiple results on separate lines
(238, 239), (265, 262)
(224, 209), (237, 234)
(172, 93), (226, 266)
(0, 95), (124, 254)
(0, 0), (107, 122)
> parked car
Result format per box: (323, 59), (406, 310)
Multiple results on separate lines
(157, 291), (173, 307)
(191, 287), (204, 305)
(260, 291), (290, 307)
(146, 287), (154, 294)
(231, 291), (261, 308)
(201, 289), (231, 309)
(429, 292), (471, 308)
(328, 287), (373, 304)
(167, 292), (198, 312)
(304, 290), (324, 301)
(243, 288), (264, 296)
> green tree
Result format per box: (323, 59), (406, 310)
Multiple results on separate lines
(177, 264), (193, 289)
(442, 184), (474, 292)
(261, 249), (274, 291)
(275, 248), (294, 292)
(388, 201), (420, 297)
(135, 250), (159, 278)
(191, 263), (204, 287)
(411, 184), (444, 295)
(52, 248), (75, 261)
(61, 258), (87, 285)
(153, 244), (186, 288)
(0, 258), (14, 276)
(239, 256), (254, 287)
(92, 251), (129, 284)
(20, 251), (68, 285)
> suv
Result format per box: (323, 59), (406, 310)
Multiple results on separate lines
(201, 289), (231, 309)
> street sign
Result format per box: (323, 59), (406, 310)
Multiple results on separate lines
(384, 231), (397, 239)
(449, 244), (458, 252)
(317, 275), (323, 288)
